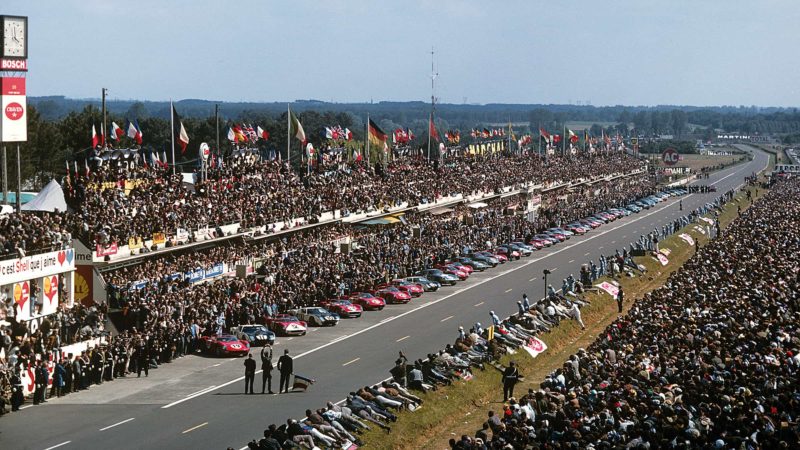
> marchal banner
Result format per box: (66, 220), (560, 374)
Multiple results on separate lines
(1, 77), (27, 142)
(0, 249), (75, 286)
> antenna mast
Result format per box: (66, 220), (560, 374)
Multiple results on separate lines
(427, 47), (438, 161)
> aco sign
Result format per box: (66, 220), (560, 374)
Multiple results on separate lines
(662, 147), (680, 166)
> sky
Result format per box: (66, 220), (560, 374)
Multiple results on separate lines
(4, 0), (800, 107)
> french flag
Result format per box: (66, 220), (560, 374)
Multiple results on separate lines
(126, 119), (143, 145)
(110, 122), (125, 140)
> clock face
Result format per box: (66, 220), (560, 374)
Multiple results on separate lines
(3, 16), (26, 58)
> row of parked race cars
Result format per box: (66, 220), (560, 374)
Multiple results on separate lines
(198, 188), (689, 357)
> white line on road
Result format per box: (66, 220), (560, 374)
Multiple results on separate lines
(584, 252), (590, 256)
(342, 357), (361, 366)
(186, 386), (217, 397)
(44, 442), (71, 450)
(504, 288), (513, 293)
(528, 277), (536, 282)
(182, 422), (208, 434)
(440, 315), (454, 322)
(100, 417), (135, 431)
(212, 363), (221, 367)
(598, 246), (603, 249)
(396, 335), (410, 342)
(568, 259), (574, 263)
(474, 301), (485, 307)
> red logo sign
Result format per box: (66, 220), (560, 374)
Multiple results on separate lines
(5, 102), (23, 120)
(662, 148), (680, 166)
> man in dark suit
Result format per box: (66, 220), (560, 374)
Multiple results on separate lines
(260, 344), (274, 394)
(502, 361), (520, 401)
(243, 354), (256, 394)
(277, 349), (293, 393)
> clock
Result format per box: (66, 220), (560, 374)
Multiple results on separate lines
(2, 15), (27, 59)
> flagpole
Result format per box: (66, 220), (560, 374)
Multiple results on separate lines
(286, 104), (290, 163)
(366, 114), (370, 166)
(170, 99), (176, 175)
(562, 124), (566, 157)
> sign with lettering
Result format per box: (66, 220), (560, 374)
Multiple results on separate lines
(0, 77), (26, 141)
(0, 249), (75, 285)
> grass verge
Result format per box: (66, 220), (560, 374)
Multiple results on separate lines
(360, 185), (767, 449)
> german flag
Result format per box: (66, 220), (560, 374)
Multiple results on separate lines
(369, 119), (387, 147)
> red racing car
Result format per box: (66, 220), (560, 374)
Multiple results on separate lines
(200, 334), (250, 357)
(374, 286), (412, 304)
(265, 314), (308, 336)
(321, 299), (363, 318)
(348, 292), (386, 311)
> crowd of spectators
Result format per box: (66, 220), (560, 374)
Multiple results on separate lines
(64, 153), (643, 246)
(453, 179), (799, 449)
(0, 212), (72, 260)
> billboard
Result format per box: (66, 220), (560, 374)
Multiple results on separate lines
(1, 77), (27, 142)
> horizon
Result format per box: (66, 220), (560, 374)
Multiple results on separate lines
(5, 0), (800, 108)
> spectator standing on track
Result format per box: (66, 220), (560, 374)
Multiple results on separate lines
(244, 353), (256, 394)
(616, 286), (624, 313)
(260, 344), (274, 394)
(277, 349), (293, 393)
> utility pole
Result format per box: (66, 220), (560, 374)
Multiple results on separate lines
(15, 145), (21, 213)
(215, 104), (220, 158)
(101, 88), (108, 149)
(427, 47), (438, 161)
(2, 146), (7, 205)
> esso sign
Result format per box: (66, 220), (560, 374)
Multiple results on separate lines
(5, 102), (24, 120)
(662, 148), (680, 166)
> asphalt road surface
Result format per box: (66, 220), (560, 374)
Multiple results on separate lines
(1, 145), (769, 450)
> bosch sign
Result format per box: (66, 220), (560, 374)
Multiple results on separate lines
(0, 58), (27, 71)
(661, 148), (680, 166)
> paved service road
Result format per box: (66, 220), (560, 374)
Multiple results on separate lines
(2, 146), (768, 450)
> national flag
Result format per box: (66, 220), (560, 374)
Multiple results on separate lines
(246, 124), (257, 141)
(553, 134), (562, 144)
(482, 128), (490, 138)
(368, 118), (388, 147)
(257, 126), (269, 140)
(428, 115), (440, 142)
(161, 151), (168, 168)
(84, 158), (90, 176)
(353, 148), (362, 162)
(172, 104), (189, 154)
(344, 128), (353, 141)
(110, 122), (124, 140)
(584, 130), (590, 144)
(325, 127), (333, 139)
(289, 111), (306, 142)
(226, 126), (235, 142)
(99, 124), (105, 146)
(126, 120), (143, 145)
(539, 128), (550, 143)
(91, 125), (100, 148)
(233, 125), (246, 143)
(406, 128), (415, 140)
(568, 129), (579, 144)
(603, 132), (612, 147)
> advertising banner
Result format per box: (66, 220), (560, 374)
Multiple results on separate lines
(13, 280), (31, 321)
(0, 248), (75, 286)
(152, 232), (166, 245)
(1, 77), (27, 142)
(95, 243), (118, 257)
(41, 275), (59, 315)
(679, 233), (695, 246)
